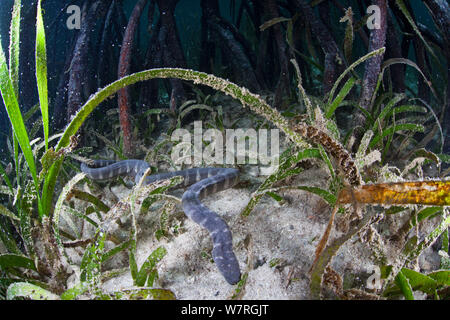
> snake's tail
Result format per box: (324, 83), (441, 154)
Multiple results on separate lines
(182, 189), (241, 285)
(210, 218), (241, 284)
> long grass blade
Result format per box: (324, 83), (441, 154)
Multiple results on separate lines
(0, 162), (13, 194)
(9, 0), (20, 96)
(101, 288), (176, 300)
(9, 0), (21, 188)
(0, 218), (21, 254)
(241, 148), (321, 217)
(394, 270), (414, 300)
(135, 246), (167, 287)
(325, 76), (357, 118)
(327, 47), (385, 106)
(53, 173), (86, 248)
(44, 68), (314, 216)
(0, 36), (39, 189)
(0, 203), (19, 222)
(0, 253), (36, 271)
(340, 7), (354, 64)
(381, 58), (438, 101)
(80, 230), (106, 288)
(54, 67), (310, 152)
(395, 0), (441, 69)
(369, 123), (424, 149)
(371, 93), (406, 133)
(36, 0), (49, 151)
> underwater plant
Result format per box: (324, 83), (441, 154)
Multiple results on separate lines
(0, 0), (176, 299)
(0, 0), (448, 300)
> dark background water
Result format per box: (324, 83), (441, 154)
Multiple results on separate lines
(0, 0), (445, 162)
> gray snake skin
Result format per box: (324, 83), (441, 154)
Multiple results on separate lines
(81, 159), (241, 284)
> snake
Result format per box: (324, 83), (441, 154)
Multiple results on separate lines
(81, 159), (241, 284)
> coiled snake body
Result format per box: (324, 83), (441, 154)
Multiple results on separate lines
(81, 160), (241, 284)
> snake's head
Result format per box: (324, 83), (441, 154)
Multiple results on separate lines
(134, 167), (152, 185)
(134, 170), (146, 184)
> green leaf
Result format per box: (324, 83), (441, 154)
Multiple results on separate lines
(293, 186), (337, 206)
(394, 270), (414, 300)
(231, 272), (248, 300)
(91, 131), (126, 160)
(7, 282), (59, 300)
(327, 47), (385, 106)
(386, 105), (426, 119)
(103, 288), (176, 300)
(63, 205), (98, 228)
(0, 219), (21, 254)
(102, 240), (132, 263)
(0, 203), (19, 221)
(80, 230), (106, 286)
(36, 0), (49, 151)
(135, 246), (167, 287)
(291, 58), (314, 120)
(340, 7), (354, 64)
(53, 173), (87, 248)
(412, 207), (443, 227)
(241, 148), (321, 217)
(401, 268), (438, 295)
(41, 157), (64, 216)
(9, 0), (21, 96)
(0, 34), (39, 191)
(380, 58), (438, 100)
(0, 254), (36, 271)
(395, 0), (441, 69)
(369, 123), (424, 149)
(39, 147), (63, 180)
(23, 103), (41, 123)
(355, 130), (374, 167)
(178, 103), (214, 127)
(266, 191), (284, 203)
(0, 162), (13, 194)
(427, 270), (450, 286)
(70, 189), (110, 213)
(384, 268), (449, 298)
(318, 144), (336, 180)
(403, 215), (450, 262)
(325, 76), (356, 118)
(372, 94), (406, 133)
(60, 282), (88, 300)
(259, 17), (291, 31)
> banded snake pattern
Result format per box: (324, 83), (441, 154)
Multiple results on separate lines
(81, 159), (241, 284)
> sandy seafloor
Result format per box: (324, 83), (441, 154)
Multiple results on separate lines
(53, 98), (444, 300)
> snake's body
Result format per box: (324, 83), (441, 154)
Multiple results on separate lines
(81, 159), (241, 284)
